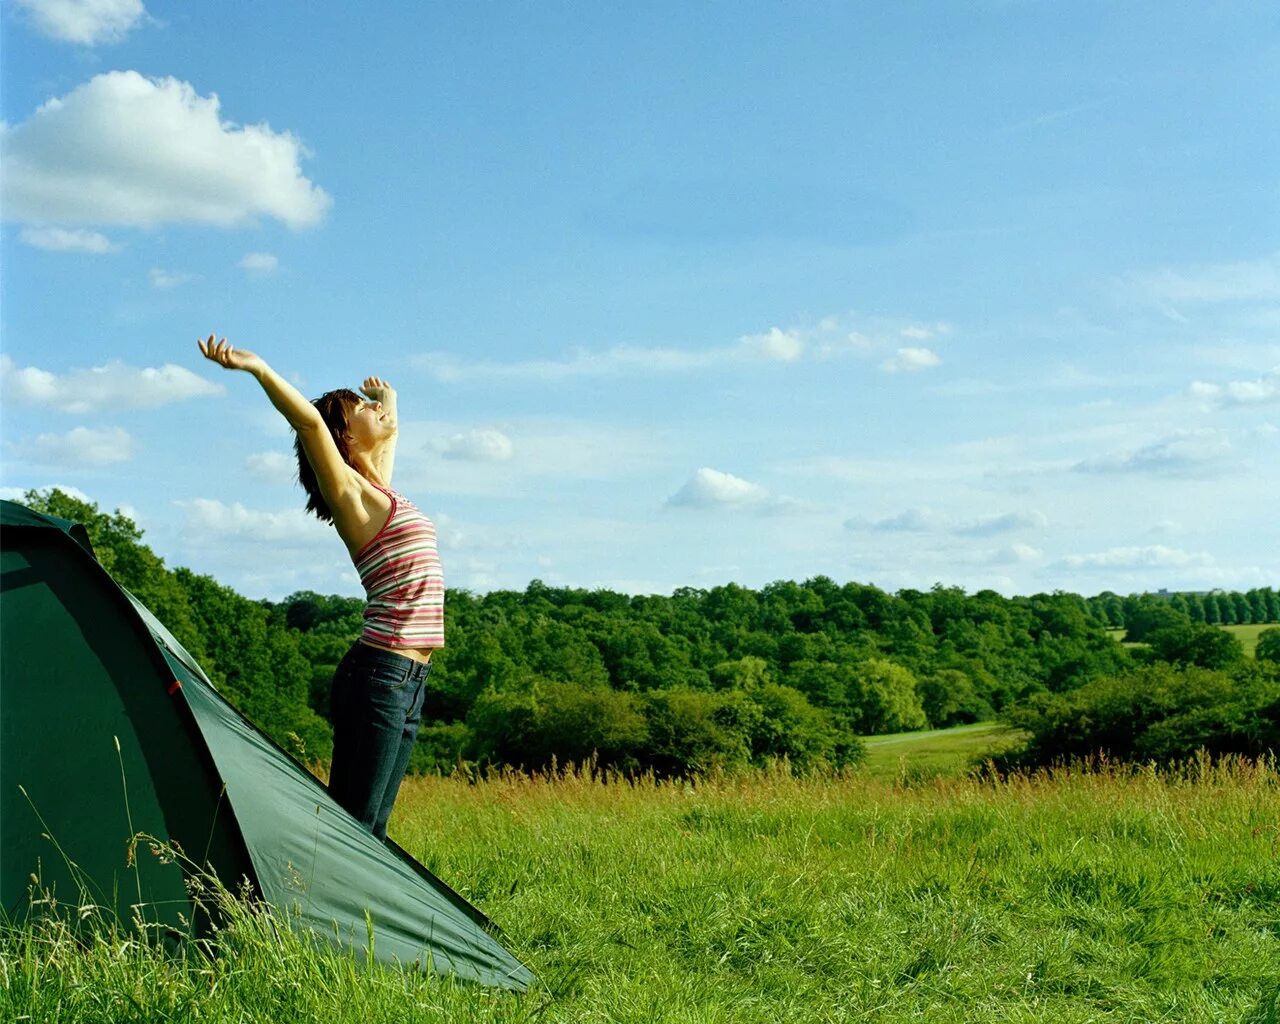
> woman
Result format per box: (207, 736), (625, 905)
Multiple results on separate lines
(198, 334), (443, 841)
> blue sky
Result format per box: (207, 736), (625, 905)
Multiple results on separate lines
(2, 1), (1277, 601)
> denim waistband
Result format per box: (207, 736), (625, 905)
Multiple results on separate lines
(349, 641), (432, 683)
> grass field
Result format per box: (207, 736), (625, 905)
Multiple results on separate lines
(4, 757), (1279, 1023)
(1107, 622), (1275, 657)
(860, 722), (1026, 780)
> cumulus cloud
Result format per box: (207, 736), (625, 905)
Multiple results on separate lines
(17, 426), (135, 465)
(13, 0), (145, 45)
(0, 354), (223, 413)
(19, 226), (119, 252)
(739, 327), (804, 362)
(986, 542), (1043, 566)
(1, 71), (332, 228)
(436, 429), (514, 462)
(667, 467), (768, 508)
(1073, 429), (1233, 476)
(1189, 371), (1280, 408)
(880, 347), (941, 373)
(239, 252), (279, 274)
(245, 451), (295, 480)
(175, 498), (331, 545)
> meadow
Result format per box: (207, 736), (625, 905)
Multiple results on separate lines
(4, 756), (1279, 1023)
(1107, 622), (1271, 657)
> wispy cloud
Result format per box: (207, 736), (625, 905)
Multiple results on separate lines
(13, 0), (146, 45)
(19, 227), (120, 253)
(239, 252), (279, 274)
(415, 315), (953, 384)
(150, 267), (198, 289)
(1125, 252), (1280, 306)
(14, 426), (135, 466)
(0, 354), (223, 413)
(435, 429), (514, 462)
(880, 347), (941, 373)
(1073, 429), (1233, 477)
(1189, 370), (1280, 408)
(244, 451), (295, 481)
(846, 508), (1048, 536)
(1055, 545), (1214, 570)
(175, 498), (332, 545)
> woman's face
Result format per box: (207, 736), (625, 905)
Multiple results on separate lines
(344, 398), (390, 451)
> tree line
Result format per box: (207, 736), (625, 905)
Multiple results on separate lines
(19, 489), (1279, 775)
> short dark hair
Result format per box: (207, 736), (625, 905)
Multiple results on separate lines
(295, 388), (362, 523)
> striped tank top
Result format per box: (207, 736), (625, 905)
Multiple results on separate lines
(353, 486), (445, 649)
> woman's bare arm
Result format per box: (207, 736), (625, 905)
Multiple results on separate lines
(198, 335), (358, 509)
(360, 375), (399, 484)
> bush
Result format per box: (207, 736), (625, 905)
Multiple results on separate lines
(1002, 663), (1280, 765)
(467, 680), (648, 770)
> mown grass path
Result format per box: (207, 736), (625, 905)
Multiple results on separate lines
(7, 759), (1277, 1023)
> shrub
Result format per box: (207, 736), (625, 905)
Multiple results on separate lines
(1002, 662), (1280, 765)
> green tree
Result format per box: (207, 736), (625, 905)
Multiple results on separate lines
(1147, 624), (1244, 670)
(847, 658), (927, 734)
(1256, 628), (1280, 665)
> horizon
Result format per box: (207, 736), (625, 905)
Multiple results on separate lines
(2, 2), (1277, 602)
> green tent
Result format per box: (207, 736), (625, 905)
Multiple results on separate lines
(0, 499), (533, 990)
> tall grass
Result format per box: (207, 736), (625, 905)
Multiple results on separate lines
(4, 757), (1279, 1023)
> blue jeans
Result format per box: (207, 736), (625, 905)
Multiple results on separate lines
(328, 641), (430, 840)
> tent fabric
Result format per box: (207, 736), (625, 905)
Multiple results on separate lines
(0, 500), (533, 990)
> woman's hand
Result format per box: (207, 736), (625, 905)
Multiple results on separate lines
(360, 376), (396, 403)
(198, 335), (266, 375)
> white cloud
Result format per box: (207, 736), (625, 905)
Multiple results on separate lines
(436, 429), (514, 462)
(898, 322), (950, 341)
(846, 507), (948, 532)
(13, 0), (145, 45)
(19, 226), (119, 252)
(239, 252), (279, 274)
(1, 71), (332, 228)
(667, 467), (768, 508)
(881, 347), (941, 373)
(1189, 370), (1280, 408)
(175, 498), (332, 546)
(416, 314), (953, 384)
(987, 542), (1042, 566)
(1073, 429), (1233, 476)
(953, 510), (1048, 537)
(245, 451), (295, 480)
(740, 327), (804, 362)
(1056, 545), (1215, 570)
(417, 345), (718, 384)
(19, 426), (135, 465)
(1128, 252), (1280, 305)
(150, 267), (197, 289)
(0, 354), (223, 413)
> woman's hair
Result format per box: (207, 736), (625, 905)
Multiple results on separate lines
(295, 388), (362, 522)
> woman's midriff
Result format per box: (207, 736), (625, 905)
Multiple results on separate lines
(357, 637), (434, 664)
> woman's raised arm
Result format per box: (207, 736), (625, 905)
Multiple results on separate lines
(198, 335), (357, 506)
(360, 375), (399, 484)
